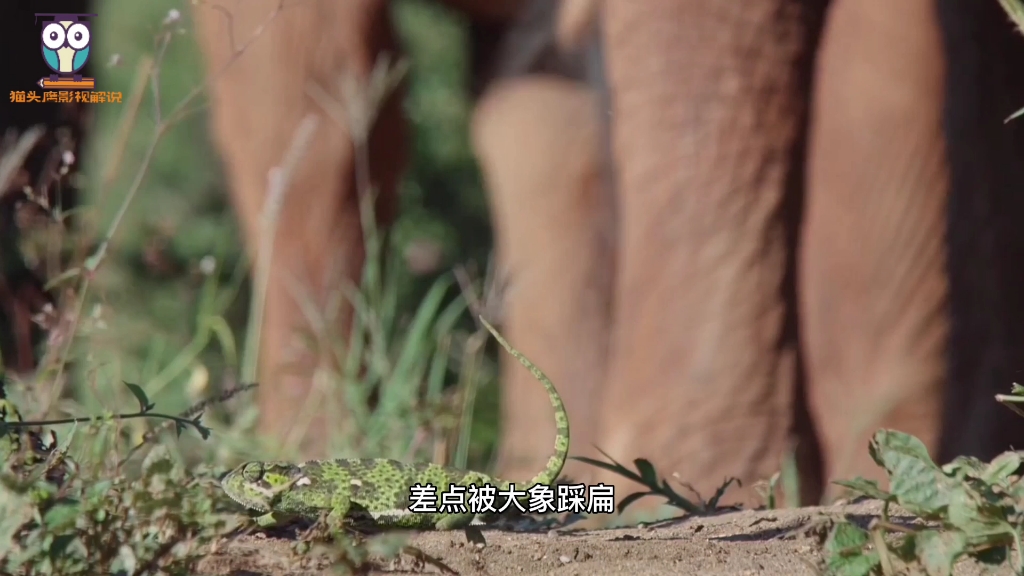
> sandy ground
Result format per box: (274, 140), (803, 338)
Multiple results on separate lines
(196, 499), (1021, 575)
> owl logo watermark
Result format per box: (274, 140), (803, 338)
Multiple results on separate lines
(35, 12), (97, 90)
(9, 10), (122, 104)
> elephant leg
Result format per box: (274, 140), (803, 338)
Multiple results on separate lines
(800, 0), (949, 495)
(597, 0), (828, 511)
(471, 76), (611, 484)
(192, 0), (407, 457)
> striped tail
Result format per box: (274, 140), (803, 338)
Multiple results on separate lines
(480, 317), (570, 489)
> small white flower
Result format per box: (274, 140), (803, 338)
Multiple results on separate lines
(199, 255), (216, 275)
(163, 9), (181, 25)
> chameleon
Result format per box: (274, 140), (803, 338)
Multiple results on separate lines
(219, 317), (570, 540)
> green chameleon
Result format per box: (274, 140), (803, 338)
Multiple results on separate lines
(220, 318), (570, 541)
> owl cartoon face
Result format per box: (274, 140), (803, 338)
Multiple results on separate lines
(37, 13), (94, 75)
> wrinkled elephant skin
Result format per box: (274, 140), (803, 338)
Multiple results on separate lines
(597, 0), (827, 508)
(801, 0), (949, 495)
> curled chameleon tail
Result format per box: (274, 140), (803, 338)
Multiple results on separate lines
(219, 315), (572, 542)
(479, 316), (570, 489)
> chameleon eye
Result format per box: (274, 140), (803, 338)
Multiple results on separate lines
(241, 462), (263, 482)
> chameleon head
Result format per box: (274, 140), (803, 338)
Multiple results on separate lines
(220, 460), (301, 512)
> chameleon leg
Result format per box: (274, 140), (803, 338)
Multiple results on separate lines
(433, 512), (488, 546)
(254, 512), (281, 527)
(250, 475), (305, 529)
(434, 512), (475, 531)
(433, 470), (493, 540)
(325, 489), (353, 532)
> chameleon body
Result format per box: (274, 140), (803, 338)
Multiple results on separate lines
(220, 318), (570, 535)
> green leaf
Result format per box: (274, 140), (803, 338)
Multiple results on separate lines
(941, 455), (985, 480)
(833, 477), (893, 501)
(86, 480), (112, 499)
(571, 449), (646, 485)
(869, 429), (950, 517)
(191, 416), (211, 440)
(944, 489), (1012, 540)
(615, 491), (650, 514)
(981, 451), (1022, 484)
(828, 520), (870, 550)
(825, 522), (879, 576)
(633, 458), (658, 487)
(914, 529), (968, 576)
(122, 382), (154, 412)
(571, 455), (633, 478)
(42, 502), (80, 529)
(870, 429), (934, 467)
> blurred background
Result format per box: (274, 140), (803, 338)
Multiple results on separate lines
(2, 0), (503, 469)
(12, 0), (1024, 518)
